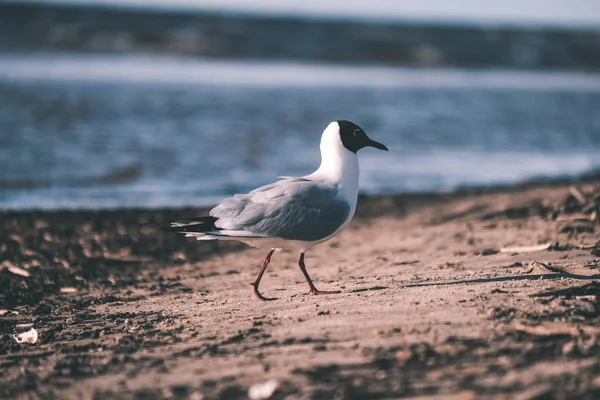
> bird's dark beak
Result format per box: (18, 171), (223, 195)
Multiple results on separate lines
(366, 139), (388, 151)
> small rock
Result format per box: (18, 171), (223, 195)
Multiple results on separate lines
(248, 380), (278, 400)
(394, 349), (413, 364)
(189, 392), (203, 400)
(562, 341), (577, 355)
(487, 307), (514, 320)
(13, 328), (38, 344)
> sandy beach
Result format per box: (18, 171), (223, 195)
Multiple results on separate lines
(1, 178), (600, 399)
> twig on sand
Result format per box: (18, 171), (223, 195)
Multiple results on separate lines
(2, 262), (30, 277)
(569, 186), (587, 206)
(556, 213), (596, 222)
(500, 243), (551, 254)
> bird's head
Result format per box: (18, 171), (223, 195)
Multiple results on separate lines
(335, 120), (388, 154)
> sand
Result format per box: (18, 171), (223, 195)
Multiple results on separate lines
(1, 179), (600, 399)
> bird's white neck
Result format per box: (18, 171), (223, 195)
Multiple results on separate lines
(306, 122), (360, 196)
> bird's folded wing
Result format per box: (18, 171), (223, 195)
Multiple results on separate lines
(210, 178), (351, 242)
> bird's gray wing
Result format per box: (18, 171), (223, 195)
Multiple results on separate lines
(210, 178), (351, 242)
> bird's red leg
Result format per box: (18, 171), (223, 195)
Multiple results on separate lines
(298, 252), (340, 296)
(250, 249), (276, 301)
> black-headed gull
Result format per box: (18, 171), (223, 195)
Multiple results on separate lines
(169, 120), (388, 300)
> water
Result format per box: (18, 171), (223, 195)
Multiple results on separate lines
(1, 54), (600, 210)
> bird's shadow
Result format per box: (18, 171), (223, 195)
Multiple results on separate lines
(402, 272), (600, 289)
(351, 286), (389, 293)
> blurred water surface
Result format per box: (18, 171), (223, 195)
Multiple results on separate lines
(1, 54), (599, 210)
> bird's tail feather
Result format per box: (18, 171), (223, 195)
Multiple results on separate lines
(163, 216), (220, 233)
(162, 216), (269, 242)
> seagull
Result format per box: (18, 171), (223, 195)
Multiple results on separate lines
(168, 121), (388, 300)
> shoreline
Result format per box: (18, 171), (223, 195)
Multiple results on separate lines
(2, 168), (600, 215)
(1, 177), (599, 398)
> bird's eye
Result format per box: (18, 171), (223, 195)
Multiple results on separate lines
(353, 129), (361, 136)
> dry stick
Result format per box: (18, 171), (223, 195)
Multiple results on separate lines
(500, 243), (551, 254)
(569, 186), (587, 205)
(513, 322), (600, 337)
(555, 213), (596, 222)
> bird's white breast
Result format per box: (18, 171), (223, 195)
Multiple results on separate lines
(301, 121), (360, 249)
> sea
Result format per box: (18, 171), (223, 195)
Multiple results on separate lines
(1, 1), (599, 210)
